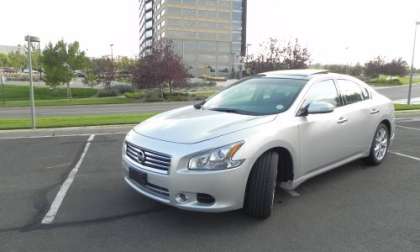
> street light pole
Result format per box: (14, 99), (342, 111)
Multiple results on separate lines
(25, 35), (40, 129)
(246, 43), (251, 56)
(110, 43), (114, 60)
(407, 21), (420, 105)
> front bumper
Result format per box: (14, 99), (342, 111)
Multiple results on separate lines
(122, 140), (250, 213)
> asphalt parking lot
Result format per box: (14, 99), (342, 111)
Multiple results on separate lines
(1, 114), (420, 252)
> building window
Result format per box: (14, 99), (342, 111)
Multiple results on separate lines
(145, 1), (153, 10)
(146, 30), (153, 38)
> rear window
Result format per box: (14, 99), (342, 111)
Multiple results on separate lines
(336, 79), (364, 105)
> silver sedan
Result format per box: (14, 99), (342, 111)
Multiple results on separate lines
(122, 69), (395, 219)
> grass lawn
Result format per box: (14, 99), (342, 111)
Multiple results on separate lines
(369, 75), (420, 86)
(0, 104), (418, 130)
(0, 85), (217, 107)
(0, 113), (157, 130)
(397, 76), (420, 85)
(0, 96), (136, 107)
(0, 84), (97, 100)
(394, 103), (420, 111)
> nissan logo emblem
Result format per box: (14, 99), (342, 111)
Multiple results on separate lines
(137, 150), (146, 163)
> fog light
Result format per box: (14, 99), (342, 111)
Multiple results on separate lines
(176, 193), (188, 203)
(197, 193), (215, 204)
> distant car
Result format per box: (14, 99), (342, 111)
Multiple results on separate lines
(74, 70), (86, 78)
(23, 69), (39, 74)
(122, 70), (395, 219)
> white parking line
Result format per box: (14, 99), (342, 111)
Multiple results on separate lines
(391, 152), (420, 162)
(41, 134), (95, 224)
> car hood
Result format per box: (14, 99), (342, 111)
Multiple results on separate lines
(133, 106), (276, 144)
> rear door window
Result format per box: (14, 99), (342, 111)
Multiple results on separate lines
(336, 79), (364, 105)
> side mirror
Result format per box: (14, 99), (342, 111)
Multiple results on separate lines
(298, 101), (335, 116)
(193, 100), (206, 109)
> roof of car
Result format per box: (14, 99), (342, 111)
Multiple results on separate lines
(260, 69), (329, 79)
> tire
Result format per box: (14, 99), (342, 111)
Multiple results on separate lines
(364, 123), (390, 165)
(244, 151), (279, 219)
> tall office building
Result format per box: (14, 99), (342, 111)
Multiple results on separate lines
(138, 0), (247, 77)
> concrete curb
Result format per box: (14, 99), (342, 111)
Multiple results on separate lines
(0, 124), (135, 139)
(396, 109), (420, 114)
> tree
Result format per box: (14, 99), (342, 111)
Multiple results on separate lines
(282, 39), (311, 69)
(349, 63), (364, 77)
(364, 56), (385, 78)
(383, 58), (408, 77)
(0, 53), (9, 67)
(116, 56), (136, 77)
(245, 38), (310, 75)
(88, 57), (116, 89)
(41, 40), (88, 97)
(7, 51), (26, 71)
(41, 42), (73, 88)
(65, 41), (88, 97)
(131, 41), (188, 97)
(159, 41), (189, 93)
(315, 63), (363, 77)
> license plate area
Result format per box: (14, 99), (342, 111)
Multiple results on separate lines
(129, 168), (147, 186)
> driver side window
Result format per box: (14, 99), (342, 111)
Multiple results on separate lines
(304, 80), (340, 107)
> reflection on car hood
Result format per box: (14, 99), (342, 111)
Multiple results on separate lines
(133, 106), (276, 144)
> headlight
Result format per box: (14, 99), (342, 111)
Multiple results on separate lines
(188, 142), (245, 170)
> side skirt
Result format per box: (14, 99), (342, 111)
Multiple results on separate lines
(280, 153), (365, 191)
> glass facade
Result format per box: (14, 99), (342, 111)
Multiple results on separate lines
(139, 0), (247, 77)
(139, 0), (154, 56)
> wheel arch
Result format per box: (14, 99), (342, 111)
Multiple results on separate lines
(243, 145), (295, 203)
(380, 119), (392, 136)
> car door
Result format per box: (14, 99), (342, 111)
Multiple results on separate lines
(298, 79), (348, 175)
(335, 79), (373, 154)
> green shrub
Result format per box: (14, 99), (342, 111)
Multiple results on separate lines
(124, 91), (143, 99)
(187, 80), (217, 88)
(97, 88), (119, 97)
(2, 85), (96, 100)
(165, 92), (191, 101)
(111, 84), (133, 94)
(369, 77), (402, 85)
(143, 89), (164, 102)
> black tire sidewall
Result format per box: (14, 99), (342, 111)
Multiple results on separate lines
(244, 151), (278, 218)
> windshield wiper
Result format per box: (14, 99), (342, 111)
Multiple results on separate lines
(208, 107), (261, 116)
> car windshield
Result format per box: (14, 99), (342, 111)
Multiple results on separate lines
(203, 77), (307, 115)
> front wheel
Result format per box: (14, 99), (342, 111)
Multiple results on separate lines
(244, 151), (278, 219)
(365, 123), (389, 165)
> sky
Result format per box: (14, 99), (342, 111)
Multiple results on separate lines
(1, 0), (420, 66)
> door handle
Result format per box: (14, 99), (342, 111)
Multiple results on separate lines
(370, 108), (380, 115)
(337, 117), (348, 124)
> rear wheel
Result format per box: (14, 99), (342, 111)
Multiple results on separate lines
(365, 123), (389, 165)
(244, 151), (278, 219)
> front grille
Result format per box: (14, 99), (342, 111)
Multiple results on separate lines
(126, 141), (171, 173)
(144, 183), (170, 198)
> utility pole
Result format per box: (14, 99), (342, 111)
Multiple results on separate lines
(0, 74), (5, 105)
(25, 35), (40, 129)
(407, 21), (420, 105)
(110, 43), (114, 60)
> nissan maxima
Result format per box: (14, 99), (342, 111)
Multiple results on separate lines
(122, 69), (395, 218)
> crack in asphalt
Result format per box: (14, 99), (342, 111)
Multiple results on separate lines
(0, 206), (168, 234)
(0, 139), (87, 234)
(0, 135), (168, 235)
